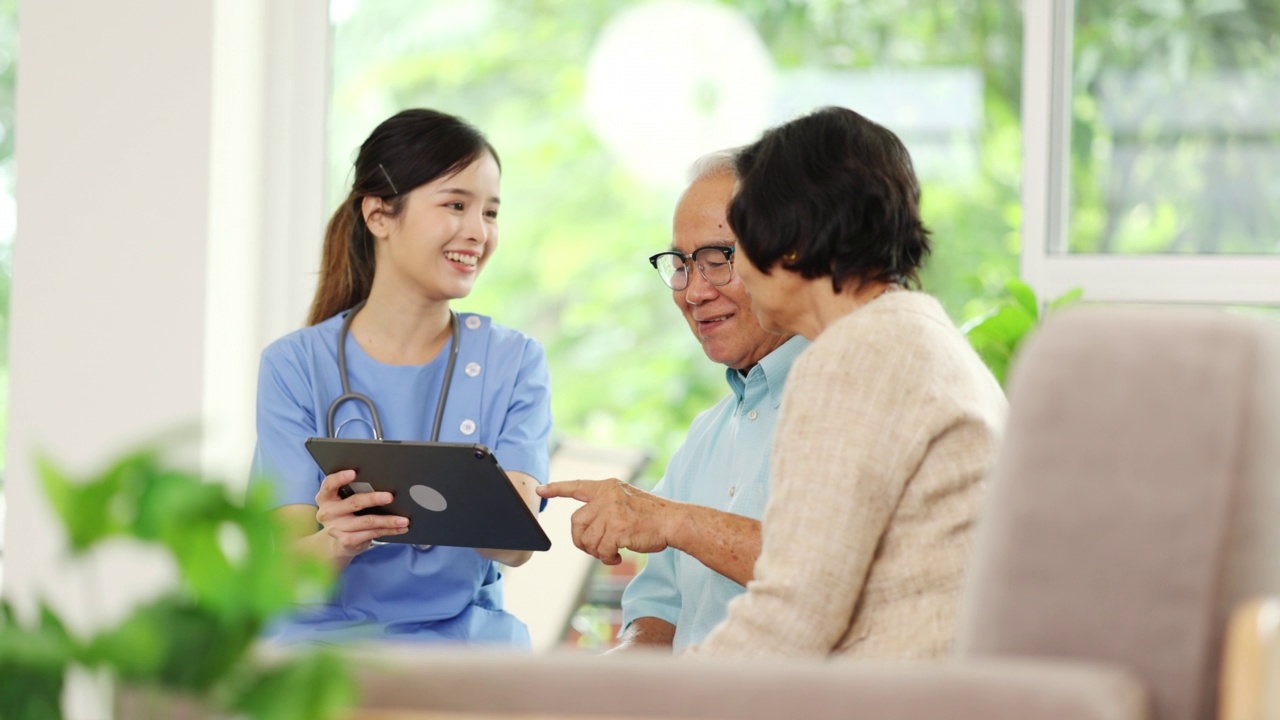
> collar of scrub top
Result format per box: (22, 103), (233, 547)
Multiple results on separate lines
(327, 299), (462, 442)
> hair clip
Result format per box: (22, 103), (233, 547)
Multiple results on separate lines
(378, 163), (400, 195)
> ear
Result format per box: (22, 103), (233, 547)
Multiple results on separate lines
(361, 196), (394, 239)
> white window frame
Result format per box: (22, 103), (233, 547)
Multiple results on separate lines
(1020, 0), (1280, 307)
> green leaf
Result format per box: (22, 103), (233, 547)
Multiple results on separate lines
(84, 597), (258, 693)
(0, 601), (74, 720)
(229, 651), (358, 720)
(39, 453), (127, 551)
(1049, 287), (1085, 311)
(1005, 279), (1040, 321)
(967, 304), (1035, 348)
(962, 278), (1086, 387)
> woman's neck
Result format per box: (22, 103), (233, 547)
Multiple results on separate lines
(801, 279), (899, 340)
(349, 285), (454, 366)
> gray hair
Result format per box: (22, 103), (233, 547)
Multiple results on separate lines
(686, 146), (744, 184)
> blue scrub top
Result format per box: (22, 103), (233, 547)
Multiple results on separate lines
(250, 308), (552, 648)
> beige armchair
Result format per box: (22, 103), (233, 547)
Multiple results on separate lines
(346, 306), (1280, 720)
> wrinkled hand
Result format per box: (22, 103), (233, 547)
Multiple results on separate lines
(536, 478), (677, 565)
(314, 469), (408, 557)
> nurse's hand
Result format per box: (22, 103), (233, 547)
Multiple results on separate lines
(314, 469), (409, 558)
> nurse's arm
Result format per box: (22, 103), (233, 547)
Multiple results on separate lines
(476, 470), (540, 567)
(275, 505), (358, 571)
(274, 469), (408, 571)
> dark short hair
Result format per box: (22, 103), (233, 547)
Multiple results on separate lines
(728, 106), (931, 291)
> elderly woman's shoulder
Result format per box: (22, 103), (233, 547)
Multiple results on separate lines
(814, 290), (985, 371)
(828, 289), (953, 337)
(808, 290), (1006, 408)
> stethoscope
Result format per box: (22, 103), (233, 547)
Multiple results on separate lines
(327, 299), (462, 443)
(328, 300), (461, 553)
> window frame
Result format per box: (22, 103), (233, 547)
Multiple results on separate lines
(1019, 0), (1280, 307)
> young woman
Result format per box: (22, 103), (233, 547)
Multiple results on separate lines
(251, 108), (551, 647)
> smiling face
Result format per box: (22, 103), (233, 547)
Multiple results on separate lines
(670, 172), (788, 371)
(366, 153), (501, 302)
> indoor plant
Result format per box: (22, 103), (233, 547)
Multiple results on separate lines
(0, 442), (356, 720)
(961, 279), (1083, 387)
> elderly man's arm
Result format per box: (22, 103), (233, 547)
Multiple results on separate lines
(537, 479), (762, 585)
(608, 617), (677, 654)
(667, 501), (762, 585)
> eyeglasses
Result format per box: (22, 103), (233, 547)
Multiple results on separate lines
(648, 246), (735, 291)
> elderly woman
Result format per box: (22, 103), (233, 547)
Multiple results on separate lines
(683, 106), (1007, 660)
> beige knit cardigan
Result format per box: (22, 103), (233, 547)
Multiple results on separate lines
(684, 290), (1007, 660)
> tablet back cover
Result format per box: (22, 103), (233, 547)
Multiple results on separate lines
(305, 438), (551, 551)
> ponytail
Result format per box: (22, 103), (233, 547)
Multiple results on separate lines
(307, 197), (374, 325)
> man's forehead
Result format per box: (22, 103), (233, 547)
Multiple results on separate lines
(670, 236), (736, 252)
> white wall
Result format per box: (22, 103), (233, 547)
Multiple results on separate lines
(7, 0), (215, 617)
(5, 0), (328, 715)
(7, 2), (217, 713)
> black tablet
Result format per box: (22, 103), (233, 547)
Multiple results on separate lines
(304, 438), (551, 551)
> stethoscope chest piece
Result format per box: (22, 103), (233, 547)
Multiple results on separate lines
(326, 300), (463, 443)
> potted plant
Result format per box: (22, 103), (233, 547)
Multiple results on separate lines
(0, 442), (357, 720)
(961, 279), (1083, 387)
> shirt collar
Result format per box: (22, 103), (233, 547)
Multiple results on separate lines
(724, 335), (810, 408)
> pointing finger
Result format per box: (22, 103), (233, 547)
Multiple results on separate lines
(537, 480), (596, 502)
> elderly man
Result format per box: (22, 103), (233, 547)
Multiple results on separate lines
(536, 150), (808, 653)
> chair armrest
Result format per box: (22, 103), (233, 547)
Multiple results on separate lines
(1220, 596), (1280, 720)
(344, 646), (1147, 720)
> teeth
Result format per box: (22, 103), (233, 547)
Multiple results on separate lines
(702, 315), (730, 323)
(445, 251), (479, 267)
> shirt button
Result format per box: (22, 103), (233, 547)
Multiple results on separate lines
(460, 419), (476, 435)
(729, 486), (736, 497)
(465, 316), (482, 330)
(747, 410), (759, 421)
(464, 362), (481, 377)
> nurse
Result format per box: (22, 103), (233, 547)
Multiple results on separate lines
(251, 108), (552, 647)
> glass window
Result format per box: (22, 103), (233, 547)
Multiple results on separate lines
(1069, 1), (1280, 254)
(330, 0), (1023, 469)
(330, 0), (1023, 651)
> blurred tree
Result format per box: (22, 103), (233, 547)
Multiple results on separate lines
(324, 0), (1280, 651)
(1069, 0), (1280, 254)
(329, 0), (1025, 482)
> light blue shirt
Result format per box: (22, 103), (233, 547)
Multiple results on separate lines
(620, 336), (808, 652)
(251, 308), (552, 647)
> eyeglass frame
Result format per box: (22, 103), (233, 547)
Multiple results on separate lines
(647, 245), (737, 291)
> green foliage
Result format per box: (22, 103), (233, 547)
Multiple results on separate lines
(323, 1), (1280, 484)
(0, 444), (354, 720)
(1067, 0), (1280, 254)
(961, 280), (1083, 386)
(226, 649), (359, 720)
(329, 0), (1026, 482)
(0, 603), (73, 720)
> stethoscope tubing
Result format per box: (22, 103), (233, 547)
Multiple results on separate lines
(326, 299), (462, 442)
